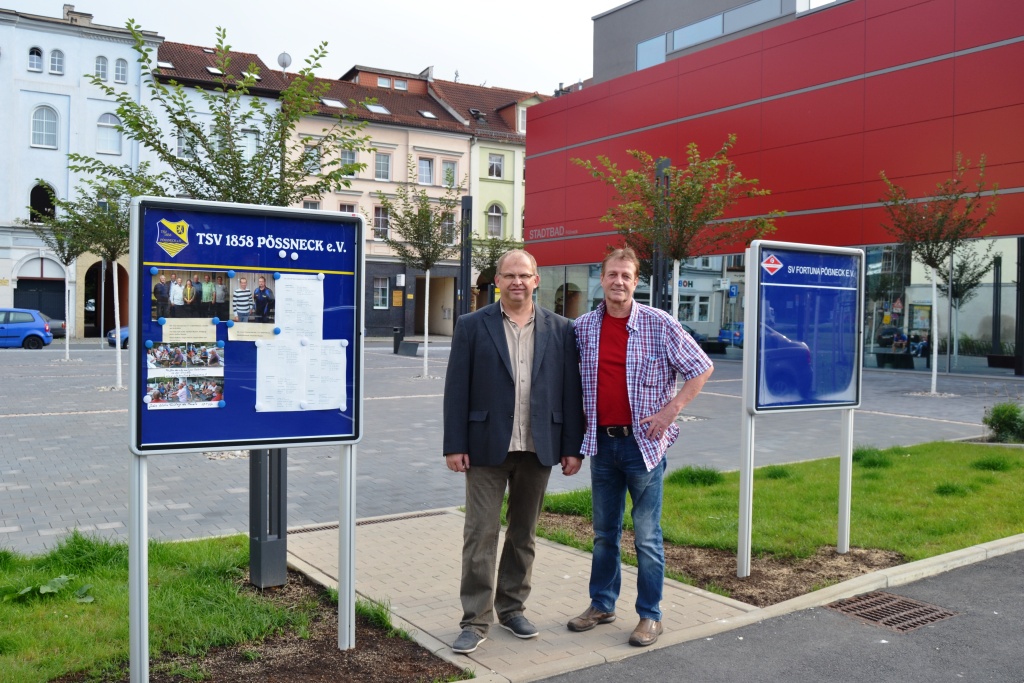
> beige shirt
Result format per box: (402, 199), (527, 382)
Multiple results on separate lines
(501, 304), (536, 454)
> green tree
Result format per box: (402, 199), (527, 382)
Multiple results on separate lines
(471, 235), (524, 290)
(573, 134), (781, 318)
(378, 157), (464, 377)
(17, 185), (94, 360)
(70, 23), (373, 207)
(881, 153), (998, 393)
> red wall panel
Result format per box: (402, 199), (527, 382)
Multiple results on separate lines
(864, 0), (954, 71)
(675, 53), (763, 119)
(863, 118), (955, 182)
(954, 105), (1024, 168)
(527, 152), (567, 195)
(954, 42), (1024, 115)
(863, 60), (954, 131)
(761, 134), (865, 194)
(761, 22), (865, 95)
(954, 0), (1024, 50)
(761, 81), (864, 150)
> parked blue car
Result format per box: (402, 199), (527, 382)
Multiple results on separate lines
(107, 326), (129, 349)
(0, 307), (54, 349)
(718, 322), (744, 347)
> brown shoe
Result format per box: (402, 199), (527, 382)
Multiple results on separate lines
(567, 605), (616, 632)
(628, 618), (663, 647)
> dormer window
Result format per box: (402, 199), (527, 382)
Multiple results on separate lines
(394, 79), (408, 91)
(518, 107), (527, 134)
(377, 77), (391, 88)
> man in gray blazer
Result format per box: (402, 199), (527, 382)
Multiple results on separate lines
(443, 249), (585, 655)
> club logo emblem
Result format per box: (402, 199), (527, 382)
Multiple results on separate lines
(156, 219), (189, 258)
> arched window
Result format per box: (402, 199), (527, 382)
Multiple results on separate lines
(49, 49), (64, 75)
(114, 58), (128, 83)
(95, 56), (108, 81)
(487, 203), (504, 238)
(28, 47), (43, 71)
(31, 106), (58, 149)
(97, 114), (121, 155)
(29, 184), (55, 222)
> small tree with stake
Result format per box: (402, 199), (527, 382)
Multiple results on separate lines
(18, 185), (94, 360)
(880, 153), (998, 393)
(378, 157), (464, 377)
(573, 134), (781, 318)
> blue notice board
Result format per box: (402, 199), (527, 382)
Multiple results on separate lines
(129, 197), (364, 454)
(747, 241), (863, 413)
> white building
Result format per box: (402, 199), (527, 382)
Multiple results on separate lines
(0, 4), (160, 337)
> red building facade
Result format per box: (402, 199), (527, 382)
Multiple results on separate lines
(526, 0), (1024, 267)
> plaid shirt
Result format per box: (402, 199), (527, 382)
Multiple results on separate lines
(575, 301), (713, 470)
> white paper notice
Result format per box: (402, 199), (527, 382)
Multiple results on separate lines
(255, 338), (348, 412)
(255, 339), (306, 411)
(275, 274), (324, 339)
(305, 340), (348, 411)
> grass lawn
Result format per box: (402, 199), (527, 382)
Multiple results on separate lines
(542, 442), (1024, 561)
(0, 534), (312, 683)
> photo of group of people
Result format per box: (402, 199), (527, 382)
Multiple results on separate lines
(146, 343), (224, 369)
(145, 377), (224, 405)
(145, 338), (225, 410)
(151, 269), (275, 324)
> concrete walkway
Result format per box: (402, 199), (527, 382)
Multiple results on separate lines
(285, 509), (1024, 682)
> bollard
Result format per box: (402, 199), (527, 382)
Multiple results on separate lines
(393, 326), (404, 354)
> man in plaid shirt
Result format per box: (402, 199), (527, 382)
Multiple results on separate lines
(567, 247), (713, 647)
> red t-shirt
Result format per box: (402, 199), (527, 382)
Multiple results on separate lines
(597, 312), (632, 426)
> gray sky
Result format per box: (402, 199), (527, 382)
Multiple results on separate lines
(13, 0), (616, 93)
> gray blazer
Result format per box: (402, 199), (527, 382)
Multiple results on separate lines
(443, 303), (585, 467)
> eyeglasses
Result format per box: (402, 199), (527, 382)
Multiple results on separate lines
(499, 272), (536, 282)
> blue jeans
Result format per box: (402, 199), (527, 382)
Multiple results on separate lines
(589, 432), (666, 621)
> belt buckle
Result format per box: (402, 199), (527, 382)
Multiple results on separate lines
(604, 425), (630, 438)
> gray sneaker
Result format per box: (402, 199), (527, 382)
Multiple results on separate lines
(499, 615), (539, 639)
(452, 629), (486, 654)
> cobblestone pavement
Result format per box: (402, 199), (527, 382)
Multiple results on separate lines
(0, 343), (1010, 555)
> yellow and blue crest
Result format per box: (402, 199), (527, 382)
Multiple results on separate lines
(156, 219), (189, 258)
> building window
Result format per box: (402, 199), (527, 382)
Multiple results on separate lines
(394, 79), (408, 91)
(442, 213), (457, 245)
(114, 58), (128, 83)
(49, 50), (64, 75)
(680, 295), (695, 322)
(518, 107), (527, 134)
(486, 204), (504, 238)
(373, 277), (389, 309)
(373, 207), (389, 240)
(636, 34), (666, 71)
(339, 203), (356, 213)
(377, 76), (391, 88)
(442, 160), (457, 188)
(176, 131), (195, 159)
(31, 106), (58, 149)
(304, 146), (321, 175)
(418, 158), (433, 185)
(96, 114), (121, 155)
(28, 47), (43, 71)
(95, 56), (108, 80)
(29, 184), (55, 222)
(303, 201), (320, 210)
(488, 153), (504, 179)
(697, 295), (710, 322)
(340, 148), (356, 177)
(375, 153), (391, 181)
(673, 15), (723, 50)
(240, 130), (259, 161)
(366, 103), (391, 115)
(797, 0), (844, 13)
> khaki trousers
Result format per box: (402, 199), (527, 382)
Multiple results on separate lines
(460, 451), (552, 635)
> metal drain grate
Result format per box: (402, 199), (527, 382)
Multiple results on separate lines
(826, 592), (957, 633)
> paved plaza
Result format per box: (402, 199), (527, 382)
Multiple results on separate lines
(0, 341), (1013, 554)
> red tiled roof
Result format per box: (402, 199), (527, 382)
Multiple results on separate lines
(155, 42), (290, 93)
(429, 80), (550, 143)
